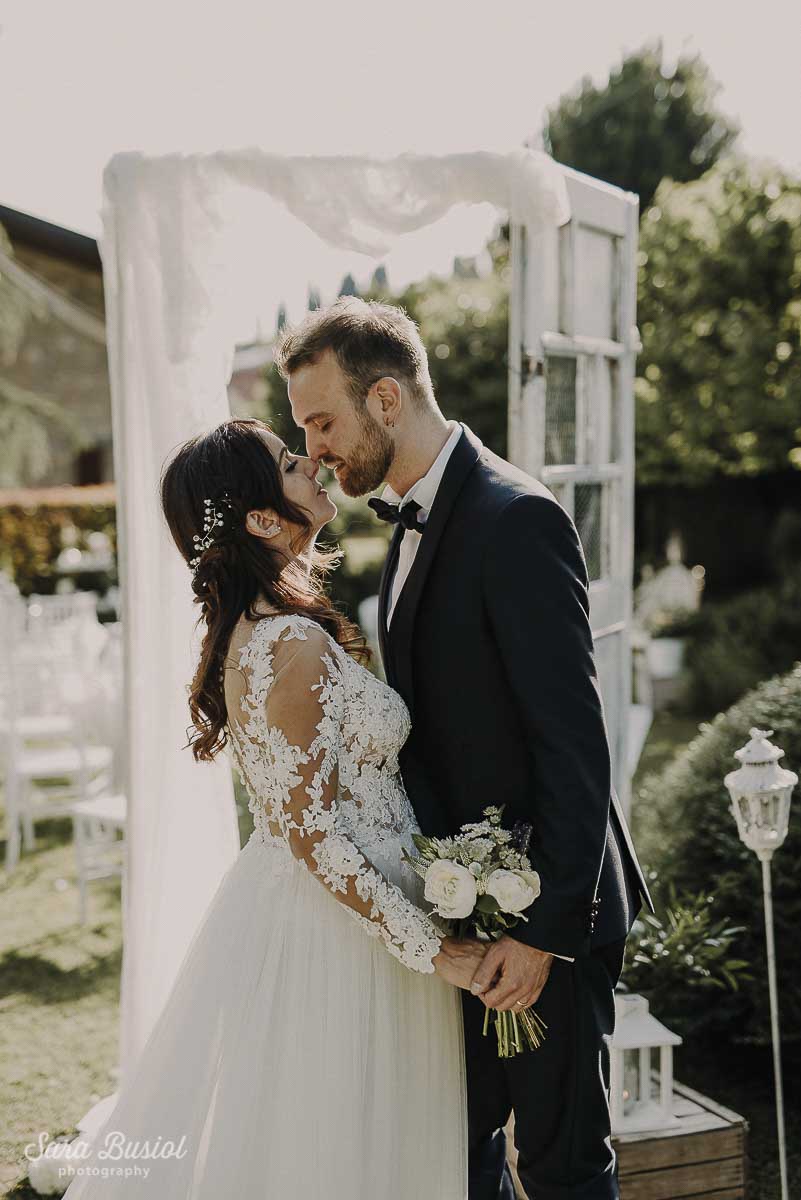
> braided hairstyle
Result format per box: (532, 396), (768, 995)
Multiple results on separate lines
(160, 418), (369, 762)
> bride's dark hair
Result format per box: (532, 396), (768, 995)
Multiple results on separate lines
(160, 417), (369, 762)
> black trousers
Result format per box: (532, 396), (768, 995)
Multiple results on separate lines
(462, 937), (627, 1200)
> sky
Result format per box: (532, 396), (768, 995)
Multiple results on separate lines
(1, 0), (801, 333)
(1, 0), (799, 319)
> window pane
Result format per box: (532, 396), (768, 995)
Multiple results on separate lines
(575, 481), (605, 581)
(544, 356), (576, 466)
(623, 1048), (640, 1114)
(608, 359), (622, 463)
(548, 481), (571, 515)
(574, 228), (617, 340)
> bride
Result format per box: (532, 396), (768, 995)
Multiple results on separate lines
(62, 417), (483, 1198)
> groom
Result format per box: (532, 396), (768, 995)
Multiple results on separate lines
(277, 297), (653, 1200)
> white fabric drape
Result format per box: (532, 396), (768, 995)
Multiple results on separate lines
(97, 146), (568, 1090)
(99, 169), (242, 1081)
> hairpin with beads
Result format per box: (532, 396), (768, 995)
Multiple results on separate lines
(189, 494), (235, 574)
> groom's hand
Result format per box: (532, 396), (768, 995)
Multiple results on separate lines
(469, 937), (553, 1011)
(432, 936), (488, 990)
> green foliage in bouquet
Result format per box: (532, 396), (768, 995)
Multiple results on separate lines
(633, 664), (801, 1042)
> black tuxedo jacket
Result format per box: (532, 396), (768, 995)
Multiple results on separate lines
(378, 424), (654, 959)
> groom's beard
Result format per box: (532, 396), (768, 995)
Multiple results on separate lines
(328, 410), (395, 497)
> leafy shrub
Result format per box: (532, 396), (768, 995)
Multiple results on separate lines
(0, 502), (117, 595)
(677, 570), (801, 713)
(622, 883), (751, 1038)
(633, 663), (801, 1042)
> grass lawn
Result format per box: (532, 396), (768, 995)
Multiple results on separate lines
(1, 716), (797, 1197)
(632, 708), (706, 790)
(0, 818), (122, 1197)
(676, 1037), (801, 1200)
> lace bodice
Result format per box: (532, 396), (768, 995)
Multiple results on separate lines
(223, 613), (442, 974)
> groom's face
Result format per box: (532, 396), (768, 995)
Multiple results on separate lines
(289, 349), (395, 497)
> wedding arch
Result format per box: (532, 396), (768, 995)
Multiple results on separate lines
(93, 147), (637, 1119)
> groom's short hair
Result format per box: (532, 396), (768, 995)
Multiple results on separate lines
(273, 296), (435, 410)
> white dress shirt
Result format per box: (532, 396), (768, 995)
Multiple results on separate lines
(380, 420), (573, 963)
(381, 420), (463, 625)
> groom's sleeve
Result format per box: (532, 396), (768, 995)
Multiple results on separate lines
(481, 492), (611, 960)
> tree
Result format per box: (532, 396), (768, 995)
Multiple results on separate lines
(338, 273), (359, 297)
(636, 159), (801, 485)
(263, 226), (512, 459)
(372, 226), (511, 456)
(0, 225), (79, 484)
(543, 42), (738, 210)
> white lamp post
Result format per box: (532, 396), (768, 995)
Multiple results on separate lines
(610, 992), (682, 1134)
(725, 727), (796, 1200)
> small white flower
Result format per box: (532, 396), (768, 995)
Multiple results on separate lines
(461, 821), (493, 838)
(468, 862), (483, 876)
(462, 837), (493, 860)
(485, 868), (541, 914)
(424, 859), (478, 919)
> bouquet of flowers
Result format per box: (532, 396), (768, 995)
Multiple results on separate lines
(403, 805), (548, 1058)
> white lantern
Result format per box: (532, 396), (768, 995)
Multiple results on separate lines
(609, 993), (682, 1134)
(724, 727), (796, 861)
(724, 727), (796, 1200)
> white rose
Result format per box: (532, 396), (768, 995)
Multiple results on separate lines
(424, 859), (478, 919)
(485, 868), (541, 914)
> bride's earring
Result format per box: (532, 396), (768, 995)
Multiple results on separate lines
(264, 522), (282, 539)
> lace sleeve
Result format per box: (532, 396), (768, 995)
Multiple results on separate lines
(233, 620), (442, 974)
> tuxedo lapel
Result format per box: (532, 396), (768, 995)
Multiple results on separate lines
(610, 785), (655, 911)
(386, 424), (482, 716)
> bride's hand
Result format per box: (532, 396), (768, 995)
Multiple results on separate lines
(432, 936), (489, 989)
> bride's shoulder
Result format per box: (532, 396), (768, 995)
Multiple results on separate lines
(236, 611), (340, 671)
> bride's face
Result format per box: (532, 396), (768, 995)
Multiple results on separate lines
(256, 429), (337, 546)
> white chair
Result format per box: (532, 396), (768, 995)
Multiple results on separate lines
(69, 791), (127, 924)
(26, 590), (98, 631)
(0, 641), (72, 779)
(0, 579), (27, 661)
(3, 653), (114, 872)
(0, 651), (74, 754)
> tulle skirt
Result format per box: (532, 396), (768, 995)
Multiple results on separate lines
(62, 831), (468, 1198)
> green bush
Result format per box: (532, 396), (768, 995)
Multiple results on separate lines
(676, 571), (801, 713)
(634, 664), (801, 1042)
(0, 503), (117, 595)
(622, 883), (751, 1038)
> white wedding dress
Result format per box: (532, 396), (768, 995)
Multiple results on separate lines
(63, 613), (467, 1198)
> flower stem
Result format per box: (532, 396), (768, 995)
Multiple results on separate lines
(485, 1005), (548, 1057)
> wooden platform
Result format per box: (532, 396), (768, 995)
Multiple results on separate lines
(504, 1079), (747, 1199)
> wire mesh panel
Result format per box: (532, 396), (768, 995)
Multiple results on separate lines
(574, 481), (606, 583)
(544, 357), (577, 466)
(508, 167), (639, 805)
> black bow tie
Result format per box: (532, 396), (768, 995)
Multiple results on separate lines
(368, 497), (425, 533)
